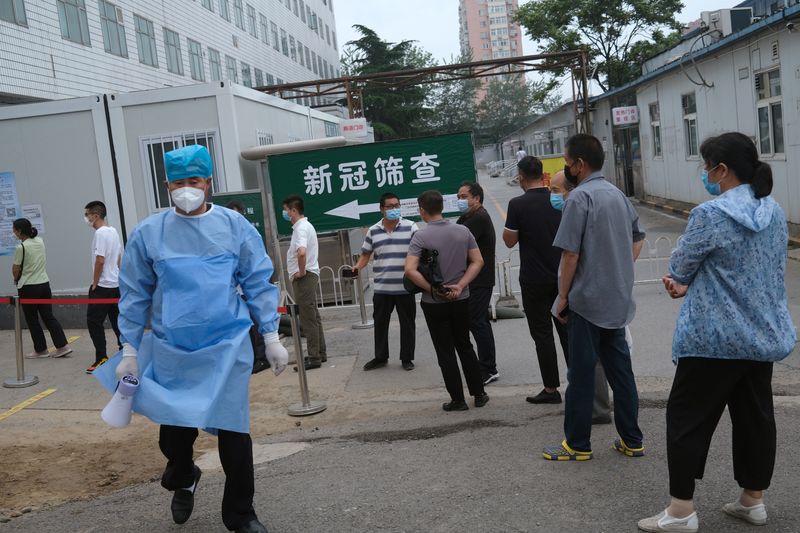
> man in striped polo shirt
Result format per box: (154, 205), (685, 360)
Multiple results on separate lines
(353, 192), (418, 371)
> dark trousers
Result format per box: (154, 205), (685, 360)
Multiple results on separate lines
(87, 286), (121, 360)
(468, 285), (497, 375)
(421, 300), (485, 402)
(520, 282), (568, 388)
(18, 282), (68, 353)
(667, 358), (776, 500)
(565, 312), (642, 452)
(373, 292), (416, 361)
(159, 425), (257, 531)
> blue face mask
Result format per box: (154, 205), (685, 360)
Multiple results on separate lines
(282, 210), (291, 221)
(701, 166), (722, 196)
(457, 199), (470, 213)
(550, 193), (565, 211)
(385, 208), (401, 220)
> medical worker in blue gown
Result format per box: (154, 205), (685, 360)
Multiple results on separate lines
(95, 144), (288, 533)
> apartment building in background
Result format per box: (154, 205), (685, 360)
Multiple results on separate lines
(458, 0), (524, 100)
(0, 0), (340, 105)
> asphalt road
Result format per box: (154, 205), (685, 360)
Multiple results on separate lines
(3, 174), (800, 532)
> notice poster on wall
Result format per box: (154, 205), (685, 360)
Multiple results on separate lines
(0, 172), (21, 256)
(22, 205), (45, 236)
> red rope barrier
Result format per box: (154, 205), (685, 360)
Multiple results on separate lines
(7, 298), (287, 316)
(11, 298), (288, 314)
(18, 298), (121, 305)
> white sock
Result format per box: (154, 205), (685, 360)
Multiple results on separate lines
(182, 480), (196, 493)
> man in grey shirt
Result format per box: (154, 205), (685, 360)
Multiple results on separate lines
(405, 190), (489, 411)
(543, 134), (646, 461)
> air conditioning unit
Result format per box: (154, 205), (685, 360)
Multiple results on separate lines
(701, 7), (753, 37)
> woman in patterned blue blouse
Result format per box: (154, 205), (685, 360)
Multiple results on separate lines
(638, 132), (796, 533)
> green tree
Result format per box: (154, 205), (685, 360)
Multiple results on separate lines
(514, 0), (684, 90)
(422, 53), (481, 135)
(474, 76), (556, 145)
(340, 25), (436, 140)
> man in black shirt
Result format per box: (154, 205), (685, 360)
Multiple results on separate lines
(503, 156), (568, 404)
(456, 181), (498, 385)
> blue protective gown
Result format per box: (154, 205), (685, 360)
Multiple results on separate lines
(95, 204), (279, 433)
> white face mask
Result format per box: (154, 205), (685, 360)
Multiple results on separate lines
(170, 186), (206, 213)
(84, 216), (93, 226)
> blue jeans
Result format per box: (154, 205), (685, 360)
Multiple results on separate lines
(564, 312), (643, 452)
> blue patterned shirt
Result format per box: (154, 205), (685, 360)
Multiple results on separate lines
(669, 184), (796, 363)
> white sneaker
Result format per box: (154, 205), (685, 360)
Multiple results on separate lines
(723, 500), (767, 525)
(638, 509), (699, 532)
(50, 345), (73, 358)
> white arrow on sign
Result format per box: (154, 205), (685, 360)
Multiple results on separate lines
(324, 195), (459, 220)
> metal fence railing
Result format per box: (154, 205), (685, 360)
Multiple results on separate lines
(493, 236), (680, 302)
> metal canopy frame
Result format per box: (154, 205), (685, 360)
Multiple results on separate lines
(254, 51), (592, 135)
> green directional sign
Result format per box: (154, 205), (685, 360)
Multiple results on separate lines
(268, 132), (476, 234)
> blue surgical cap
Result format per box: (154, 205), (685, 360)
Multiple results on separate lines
(164, 145), (213, 182)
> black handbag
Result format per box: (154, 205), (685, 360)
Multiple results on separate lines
(403, 248), (445, 295)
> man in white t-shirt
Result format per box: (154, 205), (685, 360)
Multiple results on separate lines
(516, 147), (528, 162)
(84, 200), (123, 374)
(282, 195), (326, 370)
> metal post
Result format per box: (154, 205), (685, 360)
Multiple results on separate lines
(286, 302), (326, 416)
(494, 261), (520, 308)
(351, 267), (374, 330)
(4, 296), (39, 388)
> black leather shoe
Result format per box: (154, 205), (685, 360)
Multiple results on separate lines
(474, 392), (490, 407)
(252, 357), (270, 374)
(171, 465), (201, 524)
(235, 519), (268, 533)
(442, 400), (469, 411)
(363, 358), (388, 371)
(401, 360), (415, 371)
(525, 389), (562, 404)
(293, 358), (322, 371)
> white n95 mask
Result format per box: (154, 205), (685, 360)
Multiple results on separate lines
(171, 186), (206, 212)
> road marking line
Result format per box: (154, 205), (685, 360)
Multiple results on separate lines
(484, 188), (507, 221)
(48, 335), (80, 353)
(0, 388), (57, 422)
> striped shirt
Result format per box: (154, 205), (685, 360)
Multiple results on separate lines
(361, 218), (418, 295)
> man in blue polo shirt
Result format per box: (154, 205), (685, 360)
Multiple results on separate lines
(353, 192), (418, 371)
(543, 134), (646, 462)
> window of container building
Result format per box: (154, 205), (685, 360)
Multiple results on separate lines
(649, 103), (662, 158)
(681, 93), (698, 157)
(201, 0), (213, 11)
(756, 68), (784, 156)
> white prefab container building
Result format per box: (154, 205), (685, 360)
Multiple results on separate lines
(0, 81), (343, 297)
